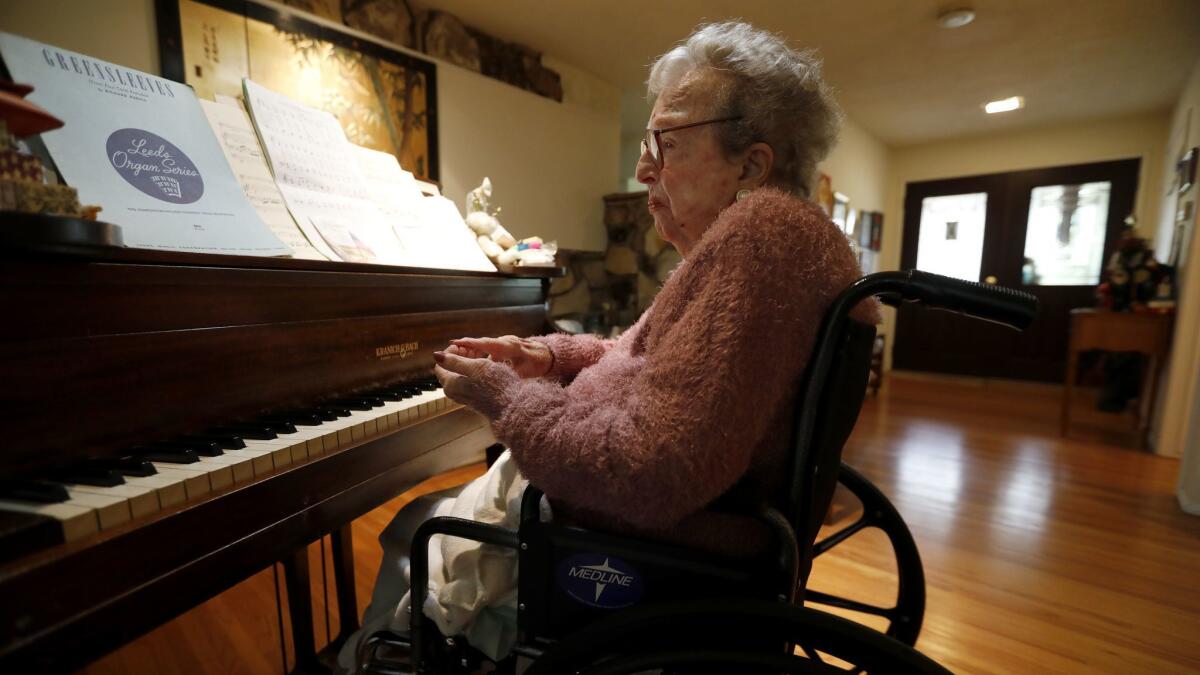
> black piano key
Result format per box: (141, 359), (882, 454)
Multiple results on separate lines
(330, 398), (373, 411)
(151, 439), (224, 457)
(250, 419), (298, 434)
(135, 446), (200, 464)
(184, 433), (246, 450)
(415, 380), (439, 391)
(374, 389), (405, 402)
(90, 457), (158, 477)
(214, 424), (278, 440)
(50, 465), (126, 487)
(0, 510), (63, 564)
(335, 396), (384, 409)
(0, 479), (69, 504)
(261, 410), (323, 426)
(308, 408), (339, 422)
(316, 406), (351, 418)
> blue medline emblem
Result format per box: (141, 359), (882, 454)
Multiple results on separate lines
(557, 554), (645, 609)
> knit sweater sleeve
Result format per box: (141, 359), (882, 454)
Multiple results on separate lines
(470, 191), (870, 531)
(528, 333), (611, 381)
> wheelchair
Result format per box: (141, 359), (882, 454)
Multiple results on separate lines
(358, 270), (1038, 674)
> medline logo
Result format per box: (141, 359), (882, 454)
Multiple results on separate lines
(557, 554), (644, 609)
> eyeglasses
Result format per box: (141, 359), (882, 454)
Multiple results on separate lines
(640, 116), (743, 169)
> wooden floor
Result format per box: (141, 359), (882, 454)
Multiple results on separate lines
(80, 374), (1200, 674)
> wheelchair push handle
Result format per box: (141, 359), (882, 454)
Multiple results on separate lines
(884, 269), (1039, 331)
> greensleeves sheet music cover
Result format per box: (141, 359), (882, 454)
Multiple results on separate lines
(0, 31), (289, 256)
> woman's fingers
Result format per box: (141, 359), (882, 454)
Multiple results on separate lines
(433, 350), (483, 376)
(451, 336), (521, 360)
(446, 344), (485, 359)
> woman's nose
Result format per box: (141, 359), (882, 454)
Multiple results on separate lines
(635, 149), (657, 186)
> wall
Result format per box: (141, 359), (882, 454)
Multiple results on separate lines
(1151, 56), (1200, 505)
(0, 0), (619, 252)
(878, 111), (1173, 369)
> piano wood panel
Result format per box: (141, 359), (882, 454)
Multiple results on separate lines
(0, 257), (546, 340)
(3, 304), (543, 475)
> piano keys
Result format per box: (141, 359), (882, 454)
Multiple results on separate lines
(0, 376), (452, 552)
(0, 237), (558, 671)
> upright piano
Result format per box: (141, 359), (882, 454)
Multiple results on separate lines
(0, 237), (556, 671)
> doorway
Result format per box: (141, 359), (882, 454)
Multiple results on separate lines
(893, 158), (1141, 382)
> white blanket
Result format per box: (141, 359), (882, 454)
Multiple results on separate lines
(388, 450), (530, 660)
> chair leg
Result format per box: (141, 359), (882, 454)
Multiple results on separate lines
(283, 545), (327, 674)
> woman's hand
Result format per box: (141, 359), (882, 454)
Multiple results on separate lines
(448, 335), (554, 378)
(433, 350), (516, 419)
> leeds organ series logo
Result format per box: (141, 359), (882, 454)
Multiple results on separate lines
(106, 128), (204, 204)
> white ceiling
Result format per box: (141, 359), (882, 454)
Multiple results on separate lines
(415, 0), (1200, 146)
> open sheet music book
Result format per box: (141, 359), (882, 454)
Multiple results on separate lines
(198, 98), (328, 260)
(0, 32), (290, 256)
(242, 79), (494, 272)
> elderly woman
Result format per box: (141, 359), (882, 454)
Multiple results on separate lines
(342, 20), (875, 670)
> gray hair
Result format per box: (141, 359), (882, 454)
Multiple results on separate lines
(647, 21), (841, 199)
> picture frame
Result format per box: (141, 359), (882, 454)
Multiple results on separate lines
(816, 173), (834, 217)
(155, 0), (439, 180)
(832, 191), (850, 232)
(1177, 146), (1196, 195)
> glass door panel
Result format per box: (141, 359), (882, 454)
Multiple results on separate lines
(915, 192), (988, 282)
(1021, 181), (1111, 286)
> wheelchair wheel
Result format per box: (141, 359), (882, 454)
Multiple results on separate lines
(523, 598), (950, 675)
(804, 463), (926, 647)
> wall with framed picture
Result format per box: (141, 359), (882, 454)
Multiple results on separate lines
(157, 0), (439, 181)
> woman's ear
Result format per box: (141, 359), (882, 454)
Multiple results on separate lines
(739, 142), (774, 189)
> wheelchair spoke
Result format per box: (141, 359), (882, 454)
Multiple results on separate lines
(813, 515), (870, 556)
(799, 642), (825, 662)
(804, 589), (896, 619)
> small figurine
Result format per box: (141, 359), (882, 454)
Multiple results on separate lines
(463, 177), (554, 269)
(0, 79), (100, 219)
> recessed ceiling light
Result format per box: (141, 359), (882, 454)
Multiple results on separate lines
(937, 8), (976, 29)
(984, 96), (1024, 114)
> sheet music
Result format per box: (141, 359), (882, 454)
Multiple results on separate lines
(242, 79), (406, 265)
(0, 32), (290, 256)
(198, 99), (328, 260)
(349, 145), (495, 272)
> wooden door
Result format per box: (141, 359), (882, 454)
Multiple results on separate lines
(893, 159), (1141, 382)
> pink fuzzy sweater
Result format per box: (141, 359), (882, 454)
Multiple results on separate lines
(468, 188), (878, 555)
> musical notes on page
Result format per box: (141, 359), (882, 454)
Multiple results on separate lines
(199, 98), (328, 260)
(242, 79), (406, 265)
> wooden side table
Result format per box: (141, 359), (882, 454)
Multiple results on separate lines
(1061, 309), (1174, 447)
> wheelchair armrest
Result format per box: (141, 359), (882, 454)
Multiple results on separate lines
(520, 484), (545, 524)
(408, 516), (520, 670)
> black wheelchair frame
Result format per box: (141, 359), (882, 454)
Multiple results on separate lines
(360, 270), (1038, 674)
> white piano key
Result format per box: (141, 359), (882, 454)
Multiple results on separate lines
(191, 456), (236, 490)
(123, 473), (187, 508)
(63, 482), (160, 519)
(0, 500), (99, 542)
(62, 489), (132, 530)
(221, 447), (275, 477)
(204, 452), (255, 483)
(150, 463), (211, 499)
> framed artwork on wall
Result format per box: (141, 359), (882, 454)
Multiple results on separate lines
(816, 173), (834, 217)
(832, 191), (850, 232)
(156, 0), (439, 180)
